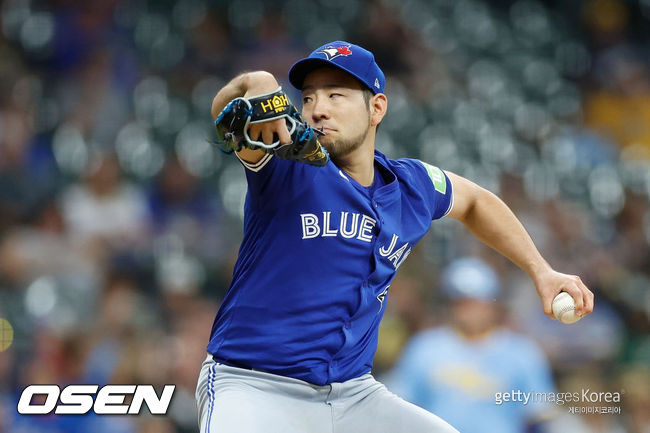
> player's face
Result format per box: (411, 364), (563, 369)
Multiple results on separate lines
(301, 68), (372, 159)
(452, 298), (499, 337)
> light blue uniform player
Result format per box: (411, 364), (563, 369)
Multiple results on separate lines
(389, 258), (556, 433)
(197, 41), (594, 433)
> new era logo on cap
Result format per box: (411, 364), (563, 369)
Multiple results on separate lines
(289, 41), (386, 94)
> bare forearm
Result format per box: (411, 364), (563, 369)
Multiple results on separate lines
(211, 71), (279, 163)
(211, 71), (278, 119)
(446, 171), (593, 318)
(460, 187), (551, 281)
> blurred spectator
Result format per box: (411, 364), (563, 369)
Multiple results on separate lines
(232, 12), (307, 81)
(55, 50), (133, 148)
(619, 365), (650, 433)
(138, 417), (176, 433)
(186, 8), (233, 75)
(49, 0), (120, 72)
(84, 272), (158, 385)
(166, 298), (216, 432)
(388, 257), (556, 433)
(148, 154), (223, 262)
(373, 274), (432, 373)
(60, 152), (150, 262)
(0, 106), (51, 232)
(0, 345), (14, 432)
(581, 0), (650, 153)
(359, 1), (437, 99)
(583, 52), (650, 152)
(0, 197), (98, 286)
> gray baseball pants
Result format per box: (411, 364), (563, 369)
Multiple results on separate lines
(196, 355), (458, 433)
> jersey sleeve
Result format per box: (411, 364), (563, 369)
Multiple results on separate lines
(408, 160), (453, 220)
(235, 152), (317, 212)
(235, 153), (286, 211)
(235, 151), (275, 174)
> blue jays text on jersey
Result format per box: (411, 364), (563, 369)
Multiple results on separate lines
(207, 150), (453, 386)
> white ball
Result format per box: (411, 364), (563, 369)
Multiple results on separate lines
(552, 292), (581, 324)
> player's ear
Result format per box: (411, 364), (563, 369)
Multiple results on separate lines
(370, 93), (387, 127)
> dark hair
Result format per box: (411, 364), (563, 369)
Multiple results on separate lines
(362, 88), (373, 107)
(362, 88), (381, 130)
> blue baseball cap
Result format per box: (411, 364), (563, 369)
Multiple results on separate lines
(440, 257), (500, 301)
(289, 41), (385, 94)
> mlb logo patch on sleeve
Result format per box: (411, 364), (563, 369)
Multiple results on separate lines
(420, 161), (446, 194)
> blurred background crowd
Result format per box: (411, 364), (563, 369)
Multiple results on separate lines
(0, 0), (648, 432)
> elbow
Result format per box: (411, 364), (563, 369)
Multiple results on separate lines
(455, 183), (491, 224)
(211, 96), (223, 119)
(456, 199), (476, 224)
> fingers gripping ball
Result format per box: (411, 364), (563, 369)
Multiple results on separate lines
(214, 88), (329, 167)
(552, 292), (582, 324)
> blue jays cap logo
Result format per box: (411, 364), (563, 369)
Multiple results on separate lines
(289, 41), (385, 94)
(317, 45), (352, 61)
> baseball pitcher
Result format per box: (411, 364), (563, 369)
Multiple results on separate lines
(196, 41), (594, 433)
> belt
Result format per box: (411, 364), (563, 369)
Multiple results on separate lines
(212, 355), (254, 371)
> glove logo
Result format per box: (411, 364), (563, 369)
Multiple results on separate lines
(260, 94), (290, 114)
(317, 45), (352, 61)
(303, 142), (328, 164)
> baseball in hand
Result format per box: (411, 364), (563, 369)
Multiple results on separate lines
(552, 292), (581, 324)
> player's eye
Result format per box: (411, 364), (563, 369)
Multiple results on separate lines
(302, 96), (312, 104)
(329, 93), (342, 99)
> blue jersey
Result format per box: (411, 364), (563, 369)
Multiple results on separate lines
(207, 150), (453, 385)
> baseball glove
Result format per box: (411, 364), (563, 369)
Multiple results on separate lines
(215, 88), (329, 167)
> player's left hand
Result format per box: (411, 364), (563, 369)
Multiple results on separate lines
(533, 269), (594, 319)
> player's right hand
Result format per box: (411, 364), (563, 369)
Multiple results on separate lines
(534, 269), (594, 319)
(246, 117), (292, 147)
(243, 76), (292, 147)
